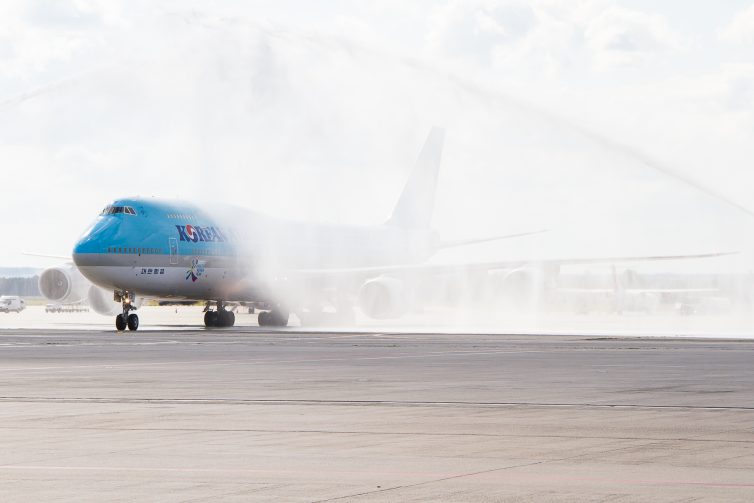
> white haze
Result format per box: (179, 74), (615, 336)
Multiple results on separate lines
(1, 1), (754, 332)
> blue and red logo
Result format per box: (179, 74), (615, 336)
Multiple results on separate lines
(176, 224), (229, 243)
(186, 257), (205, 282)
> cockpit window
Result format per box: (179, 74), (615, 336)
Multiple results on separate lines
(101, 205), (136, 216)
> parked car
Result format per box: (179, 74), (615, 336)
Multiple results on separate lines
(0, 296), (26, 313)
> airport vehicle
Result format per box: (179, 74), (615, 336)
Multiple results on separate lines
(40, 129), (725, 331)
(0, 296), (26, 313)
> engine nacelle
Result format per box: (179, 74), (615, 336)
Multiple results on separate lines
(492, 265), (558, 310)
(500, 268), (535, 299)
(38, 265), (89, 304)
(87, 285), (121, 316)
(358, 276), (406, 319)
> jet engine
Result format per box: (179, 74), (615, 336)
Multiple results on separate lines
(38, 264), (89, 304)
(492, 265), (558, 310)
(358, 276), (406, 319)
(87, 285), (121, 316)
(500, 267), (536, 301)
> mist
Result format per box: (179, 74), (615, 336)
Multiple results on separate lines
(2, 2), (754, 334)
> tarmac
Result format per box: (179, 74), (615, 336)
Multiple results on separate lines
(1, 308), (754, 501)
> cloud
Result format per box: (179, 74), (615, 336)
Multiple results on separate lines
(0, 1), (751, 267)
(716, 63), (754, 112)
(424, 0), (682, 78)
(22, 0), (103, 29)
(584, 5), (682, 69)
(720, 3), (754, 45)
(0, 0), (115, 85)
(426, 0), (536, 64)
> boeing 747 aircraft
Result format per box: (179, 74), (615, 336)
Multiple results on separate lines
(45, 128), (462, 330)
(37, 129), (727, 330)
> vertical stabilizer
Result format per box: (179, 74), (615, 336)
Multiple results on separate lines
(387, 127), (445, 229)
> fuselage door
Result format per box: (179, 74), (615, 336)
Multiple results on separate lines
(169, 237), (178, 265)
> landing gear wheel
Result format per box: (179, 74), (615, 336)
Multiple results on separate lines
(204, 310), (218, 327)
(270, 308), (289, 327)
(259, 308), (289, 327)
(221, 310), (235, 327)
(116, 291), (138, 332)
(215, 309), (235, 327)
(127, 313), (139, 331)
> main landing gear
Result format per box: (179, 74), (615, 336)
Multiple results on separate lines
(258, 305), (289, 327)
(115, 291), (138, 331)
(204, 301), (235, 328)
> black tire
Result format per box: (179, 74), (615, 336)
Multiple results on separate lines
(216, 310), (234, 328)
(270, 309), (289, 327)
(115, 314), (127, 331)
(127, 313), (139, 331)
(204, 310), (218, 327)
(258, 311), (269, 327)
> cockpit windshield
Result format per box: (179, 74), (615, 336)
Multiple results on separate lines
(101, 205), (136, 216)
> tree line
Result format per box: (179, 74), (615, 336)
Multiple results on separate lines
(0, 276), (40, 297)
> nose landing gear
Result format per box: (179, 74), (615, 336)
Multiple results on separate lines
(115, 291), (138, 331)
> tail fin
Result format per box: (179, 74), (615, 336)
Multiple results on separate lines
(386, 127), (445, 229)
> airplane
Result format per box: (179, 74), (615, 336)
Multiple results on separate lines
(37, 128), (730, 331)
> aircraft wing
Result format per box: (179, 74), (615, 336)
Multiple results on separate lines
(556, 287), (721, 295)
(291, 251), (735, 279)
(22, 251), (72, 260)
(437, 230), (548, 249)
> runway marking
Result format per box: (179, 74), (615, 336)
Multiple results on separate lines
(0, 348), (547, 374)
(0, 340), (183, 348)
(6, 326), (754, 341)
(0, 425), (751, 444)
(1, 396), (753, 411)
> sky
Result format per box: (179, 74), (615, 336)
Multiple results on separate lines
(1, 0), (753, 271)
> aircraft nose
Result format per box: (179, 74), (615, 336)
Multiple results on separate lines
(72, 238), (86, 267)
(72, 217), (117, 266)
